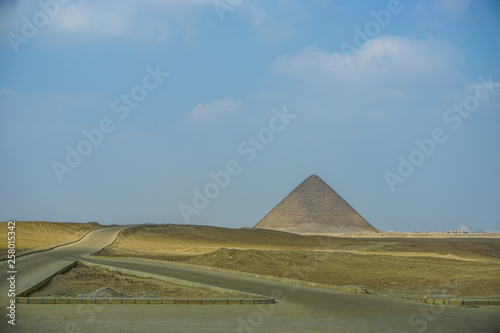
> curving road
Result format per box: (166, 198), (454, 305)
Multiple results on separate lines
(0, 225), (131, 297)
(1, 225), (499, 332)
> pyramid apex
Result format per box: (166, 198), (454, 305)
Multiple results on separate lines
(304, 174), (324, 182)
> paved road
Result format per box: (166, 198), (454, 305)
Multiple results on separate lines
(0, 225), (131, 332)
(1, 226), (499, 332)
(0, 225), (130, 295)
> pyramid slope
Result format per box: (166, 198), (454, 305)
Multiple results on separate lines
(254, 175), (377, 234)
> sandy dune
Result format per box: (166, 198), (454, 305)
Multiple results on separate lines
(0, 221), (101, 258)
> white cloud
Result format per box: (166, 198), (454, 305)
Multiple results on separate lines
(433, 0), (471, 18)
(188, 99), (246, 122)
(272, 36), (463, 90)
(53, 4), (131, 37)
(270, 36), (469, 120)
(1, 0), (212, 45)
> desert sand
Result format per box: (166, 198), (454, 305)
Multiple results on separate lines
(4, 221), (499, 301)
(0, 221), (101, 258)
(91, 224), (500, 301)
(29, 261), (252, 299)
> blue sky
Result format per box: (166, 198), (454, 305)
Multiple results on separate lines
(1, 0), (499, 232)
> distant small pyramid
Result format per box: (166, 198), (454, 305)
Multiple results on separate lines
(254, 175), (378, 234)
(458, 225), (470, 233)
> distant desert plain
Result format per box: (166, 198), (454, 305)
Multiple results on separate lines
(2, 221), (499, 301)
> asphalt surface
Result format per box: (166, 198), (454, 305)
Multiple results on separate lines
(1, 225), (499, 332)
(0, 226), (131, 295)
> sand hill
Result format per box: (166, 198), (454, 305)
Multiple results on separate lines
(254, 175), (378, 234)
(0, 221), (101, 258)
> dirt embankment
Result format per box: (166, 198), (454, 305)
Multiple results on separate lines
(183, 248), (500, 300)
(96, 224), (500, 260)
(93, 225), (500, 301)
(105, 224), (330, 253)
(0, 221), (101, 258)
(29, 262), (252, 299)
